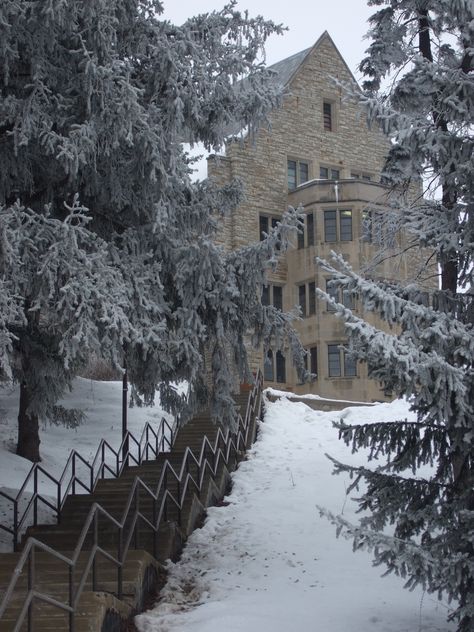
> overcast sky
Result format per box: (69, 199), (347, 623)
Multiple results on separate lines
(161, 0), (375, 78)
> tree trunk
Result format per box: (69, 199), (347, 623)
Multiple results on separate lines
(16, 381), (41, 462)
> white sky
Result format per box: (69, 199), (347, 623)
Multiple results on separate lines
(161, 0), (375, 79)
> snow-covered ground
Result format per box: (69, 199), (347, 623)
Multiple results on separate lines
(136, 395), (455, 632)
(0, 383), (455, 630)
(0, 378), (176, 551)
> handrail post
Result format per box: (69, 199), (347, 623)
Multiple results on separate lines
(122, 364), (129, 467)
(72, 455), (76, 495)
(134, 488), (140, 550)
(69, 563), (74, 632)
(13, 500), (18, 552)
(92, 511), (98, 591)
(57, 480), (62, 524)
(33, 468), (38, 526)
(27, 547), (35, 632)
(152, 496), (158, 559)
(118, 525), (123, 600)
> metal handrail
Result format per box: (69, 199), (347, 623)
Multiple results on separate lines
(0, 371), (263, 632)
(0, 416), (177, 551)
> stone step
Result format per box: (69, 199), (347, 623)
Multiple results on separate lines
(0, 389), (253, 632)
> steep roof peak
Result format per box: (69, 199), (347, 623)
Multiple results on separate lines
(268, 31), (356, 87)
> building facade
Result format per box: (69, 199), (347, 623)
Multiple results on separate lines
(208, 32), (427, 402)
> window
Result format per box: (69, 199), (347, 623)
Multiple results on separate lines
(344, 351), (357, 377)
(288, 158), (309, 190)
(340, 210), (353, 241)
(264, 350), (274, 381)
(328, 344), (357, 378)
(273, 285), (283, 310)
(307, 213), (315, 246)
(328, 344), (341, 377)
(297, 223), (305, 249)
(323, 101), (333, 131)
(298, 284), (306, 314)
(308, 346), (318, 378)
(264, 349), (286, 383)
(351, 171), (372, 181)
(259, 214), (280, 242)
(324, 209), (352, 242)
(276, 351), (286, 383)
(362, 210), (373, 242)
(308, 281), (316, 315)
(262, 284), (283, 310)
(325, 279), (355, 311)
(326, 279), (339, 311)
(319, 166), (340, 180)
(324, 210), (337, 242)
(296, 281), (317, 317)
(298, 212), (315, 249)
(361, 210), (397, 248)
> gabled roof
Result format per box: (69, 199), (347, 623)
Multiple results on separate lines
(267, 46), (312, 87)
(267, 31), (357, 89)
(222, 32), (357, 140)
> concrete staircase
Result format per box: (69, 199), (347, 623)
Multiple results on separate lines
(0, 390), (257, 632)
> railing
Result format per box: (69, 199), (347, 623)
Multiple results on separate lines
(0, 371), (263, 632)
(0, 416), (177, 551)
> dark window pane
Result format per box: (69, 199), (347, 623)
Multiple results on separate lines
(308, 281), (316, 315)
(320, 166), (329, 179)
(287, 160), (297, 190)
(340, 210), (352, 241)
(323, 102), (332, 131)
(330, 169), (340, 180)
(299, 161), (309, 184)
(362, 210), (372, 242)
(344, 351), (357, 377)
(259, 215), (269, 241)
(261, 285), (270, 306)
(326, 279), (338, 311)
(307, 213), (314, 246)
(273, 286), (283, 310)
(310, 347), (318, 377)
(298, 284), (306, 315)
(264, 350), (274, 381)
(271, 217), (278, 229)
(298, 223), (305, 249)
(362, 174), (371, 181)
(342, 290), (354, 309)
(328, 344), (341, 377)
(276, 351), (286, 383)
(324, 210), (337, 242)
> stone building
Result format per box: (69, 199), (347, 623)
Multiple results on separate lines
(207, 32), (427, 402)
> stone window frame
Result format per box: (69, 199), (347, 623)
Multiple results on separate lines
(327, 343), (357, 378)
(323, 208), (353, 242)
(351, 171), (372, 181)
(259, 213), (280, 241)
(322, 98), (337, 132)
(325, 278), (356, 312)
(287, 157), (311, 191)
(319, 164), (341, 180)
(264, 349), (286, 383)
(261, 283), (284, 310)
(297, 211), (315, 249)
(296, 280), (317, 317)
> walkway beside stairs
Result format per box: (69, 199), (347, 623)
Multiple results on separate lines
(0, 386), (260, 632)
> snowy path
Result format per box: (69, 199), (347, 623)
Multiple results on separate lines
(136, 396), (454, 632)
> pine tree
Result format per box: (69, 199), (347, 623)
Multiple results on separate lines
(0, 0), (306, 462)
(317, 2), (474, 629)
